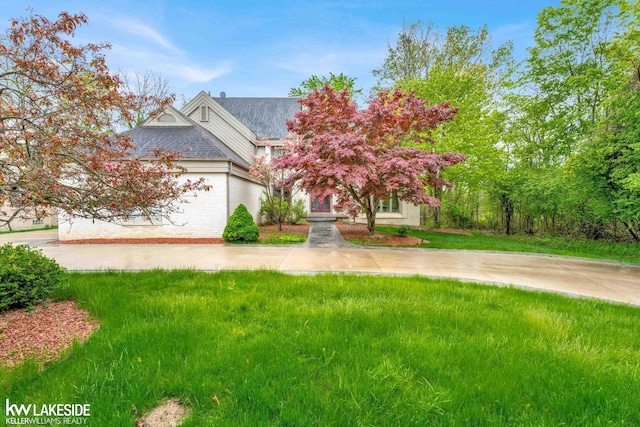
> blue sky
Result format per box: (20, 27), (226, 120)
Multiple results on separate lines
(2, 1), (560, 101)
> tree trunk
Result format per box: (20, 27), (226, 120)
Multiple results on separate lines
(363, 196), (376, 236)
(366, 210), (376, 236)
(500, 194), (513, 236)
(623, 221), (640, 242)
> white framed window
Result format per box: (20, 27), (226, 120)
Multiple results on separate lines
(122, 211), (163, 226)
(32, 219), (44, 225)
(377, 191), (400, 213)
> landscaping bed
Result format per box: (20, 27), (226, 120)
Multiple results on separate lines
(336, 222), (424, 246)
(0, 300), (98, 367)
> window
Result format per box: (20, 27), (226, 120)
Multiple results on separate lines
(311, 196), (331, 213)
(200, 105), (208, 122)
(377, 191), (399, 213)
(122, 211), (163, 226)
(32, 219), (43, 225)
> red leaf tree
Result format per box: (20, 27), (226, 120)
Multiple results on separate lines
(0, 12), (208, 227)
(274, 85), (466, 235)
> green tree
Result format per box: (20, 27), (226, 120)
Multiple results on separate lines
(289, 72), (362, 98)
(377, 21), (514, 227)
(223, 204), (259, 243)
(571, 0), (640, 240)
(505, 0), (635, 239)
(373, 20), (441, 86)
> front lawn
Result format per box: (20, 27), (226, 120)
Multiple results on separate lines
(258, 224), (307, 244)
(3, 271), (639, 425)
(375, 226), (640, 264)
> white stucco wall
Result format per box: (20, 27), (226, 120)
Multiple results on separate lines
(228, 174), (263, 225)
(295, 190), (420, 227)
(57, 173), (229, 240)
(357, 202), (421, 226)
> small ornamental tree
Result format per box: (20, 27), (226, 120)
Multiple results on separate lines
(274, 85), (466, 235)
(250, 152), (297, 231)
(223, 204), (259, 243)
(0, 12), (209, 226)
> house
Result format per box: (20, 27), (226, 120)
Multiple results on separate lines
(1, 204), (58, 232)
(57, 91), (420, 240)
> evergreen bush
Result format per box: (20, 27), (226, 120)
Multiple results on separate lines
(0, 243), (66, 312)
(223, 204), (260, 242)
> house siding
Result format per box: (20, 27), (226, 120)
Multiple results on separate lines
(58, 173), (229, 240)
(1, 204), (58, 231)
(357, 202), (421, 226)
(182, 93), (257, 164)
(228, 174), (263, 225)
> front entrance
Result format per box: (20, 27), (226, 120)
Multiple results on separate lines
(310, 196), (331, 213)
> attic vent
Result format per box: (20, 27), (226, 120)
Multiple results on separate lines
(158, 113), (176, 123)
(220, 91), (226, 98)
(200, 105), (208, 122)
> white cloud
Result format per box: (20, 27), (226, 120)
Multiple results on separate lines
(170, 62), (233, 83)
(274, 47), (383, 77)
(109, 17), (182, 54)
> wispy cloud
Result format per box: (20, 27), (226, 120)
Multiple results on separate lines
(109, 17), (182, 54)
(170, 62), (233, 83)
(274, 45), (383, 77)
(97, 14), (234, 91)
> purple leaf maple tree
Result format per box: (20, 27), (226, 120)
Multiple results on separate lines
(274, 85), (466, 235)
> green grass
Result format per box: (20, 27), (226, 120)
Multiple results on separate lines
(259, 231), (306, 244)
(2, 270), (640, 425)
(376, 226), (640, 264)
(0, 225), (57, 234)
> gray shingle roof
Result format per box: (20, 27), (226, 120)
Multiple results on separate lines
(123, 125), (249, 168)
(213, 97), (301, 138)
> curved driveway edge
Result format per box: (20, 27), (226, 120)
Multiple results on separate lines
(3, 230), (640, 306)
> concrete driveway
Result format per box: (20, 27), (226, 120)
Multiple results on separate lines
(3, 229), (640, 306)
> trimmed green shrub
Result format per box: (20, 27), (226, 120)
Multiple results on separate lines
(223, 204), (260, 243)
(0, 243), (66, 312)
(397, 225), (410, 237)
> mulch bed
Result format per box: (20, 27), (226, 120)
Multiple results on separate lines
(49, 222), (451, 246)
(0, 300), (99, 368)
(336, 222), (425, 246)
(54, 237), (226, 244)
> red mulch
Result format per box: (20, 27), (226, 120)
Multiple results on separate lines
(49, 223), (469, 246)
(0, 300), (99, 368)
(261, 222), (426, 246)
(336, 222), (426, 246)
(54, 237), (226, 244)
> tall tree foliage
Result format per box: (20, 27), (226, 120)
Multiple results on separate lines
(274, 85), (465, 235)
(0, 12), (208, 226)
(572, 0), (640, 240)
(118, 70), (172, 129)
(373, 20), (442, 85)
(375, 21), (513, 226)
(503, 0), (637, 239)
(289, 72), (362, 98)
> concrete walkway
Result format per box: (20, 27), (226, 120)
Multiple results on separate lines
(2, 229), (640, 306)
(304, 221), (355, 248)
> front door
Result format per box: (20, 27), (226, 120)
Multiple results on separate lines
(310, 196), (331, 213)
